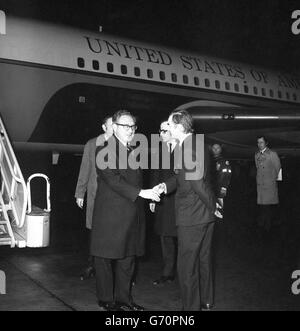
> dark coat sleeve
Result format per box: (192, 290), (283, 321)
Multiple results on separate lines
(190, 179), (216, 212)
(99, 167), (141, 202)
(185, 146), (215, 212)
(75, 141), (91, 199)
(165, 175), (177, 194)
(96, 145), (141, 202)
(150, 167), (160, 188)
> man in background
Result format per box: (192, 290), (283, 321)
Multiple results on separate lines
(150, 121), (177, 286)
(75, 116), (113, 280)
(211, 143), (232, 218)
(255, 136), (281, 235)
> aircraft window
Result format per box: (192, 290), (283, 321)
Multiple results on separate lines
(92, 60), (99, 71)
(234, 83), (239, 92)
(183, 75), (189, 84)
(261, 88), (266, 96)
(278, 91), (282, 99)
(160, 71), (166, 81)
(225, 82), (230, 91)
(293, 93), (297, 101)
(134, 67), (141, 77)
(205, 79), (210, 88)
(121, 65), (127, 75)
(286, 92), (290, 100)
(77, 57), (85, 68)
(270, 89), (274, 98)
(215, 80), (221, 89)
(107, 62), (114, 73)
(253, 87), (258, 95)
(244, 85), (249, 93)
(147, 69), (153, 79)
(194, 77), (200, 86)
(171, 73), (177, 82)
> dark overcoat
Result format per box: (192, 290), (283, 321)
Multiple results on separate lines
(75, 134), (106, 229)
(91, 136), (146, 259)
(150, 143), (177, 237)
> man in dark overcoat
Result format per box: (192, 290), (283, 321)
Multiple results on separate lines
(91, 110), (160, 311)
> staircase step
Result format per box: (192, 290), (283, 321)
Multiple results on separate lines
(0, 240), (11, 245)
(0, 233), (11, 240)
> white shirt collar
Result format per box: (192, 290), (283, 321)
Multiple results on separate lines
(114, 134), (128, 147)
(260, 147), (267, 154)
(167, 140), (177, 152)
(179, 133), (192, 147)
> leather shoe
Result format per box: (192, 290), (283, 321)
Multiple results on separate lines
(116, 301), (145, 311)
(98, 301), (119, 311)
(201, 303), (213, 311)
(80, 266), (95, 280)
(153, 275), (175, 285)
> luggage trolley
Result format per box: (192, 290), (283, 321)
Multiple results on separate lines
(25, 174), (51, 248)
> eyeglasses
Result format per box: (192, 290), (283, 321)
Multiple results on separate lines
(159, 129), (169, 134)
(115, 123), (137, 131)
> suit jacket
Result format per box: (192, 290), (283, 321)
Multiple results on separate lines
(255, 147), (281, 205)
(150, 142), (177, 237)
(75, 134), (106, 229)
(91, 135), (146, 259)
(166, 134), (216, 227)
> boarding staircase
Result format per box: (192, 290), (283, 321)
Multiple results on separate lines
(0, 115), (28, 248)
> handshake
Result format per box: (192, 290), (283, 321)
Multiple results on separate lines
(139, 183), (166, 203)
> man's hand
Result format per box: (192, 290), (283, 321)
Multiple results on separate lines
(76, 198), (84, 209)
(149, 203), (156, 213)
(215, 201), (223, 219)
(139, 189), (161, 202)
(153, 183), (166, 195)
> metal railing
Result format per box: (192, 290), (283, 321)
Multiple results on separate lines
(0, 114), (28, 228)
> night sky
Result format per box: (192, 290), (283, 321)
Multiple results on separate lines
(1, 0), (300, 72)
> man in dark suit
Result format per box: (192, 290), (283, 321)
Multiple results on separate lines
(150, 121), (177, 285)
(75, 116), (113, 280)
(155, 110), (216, 311)
(92, 110), (161, 311)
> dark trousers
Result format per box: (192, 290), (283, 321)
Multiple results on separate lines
(87, 230), (94, 268)
(160, 236), (177, 277)
(94, 256), (135, 303)
(258, 204), (278, 232)
(177, 222), (215, 311)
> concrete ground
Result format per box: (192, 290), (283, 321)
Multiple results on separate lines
(0, 156), (300, 311)
(0, 219), (299, 311)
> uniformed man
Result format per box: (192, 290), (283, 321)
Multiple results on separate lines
(255, 136), (281, 233)
(211, 144), (232, 218)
